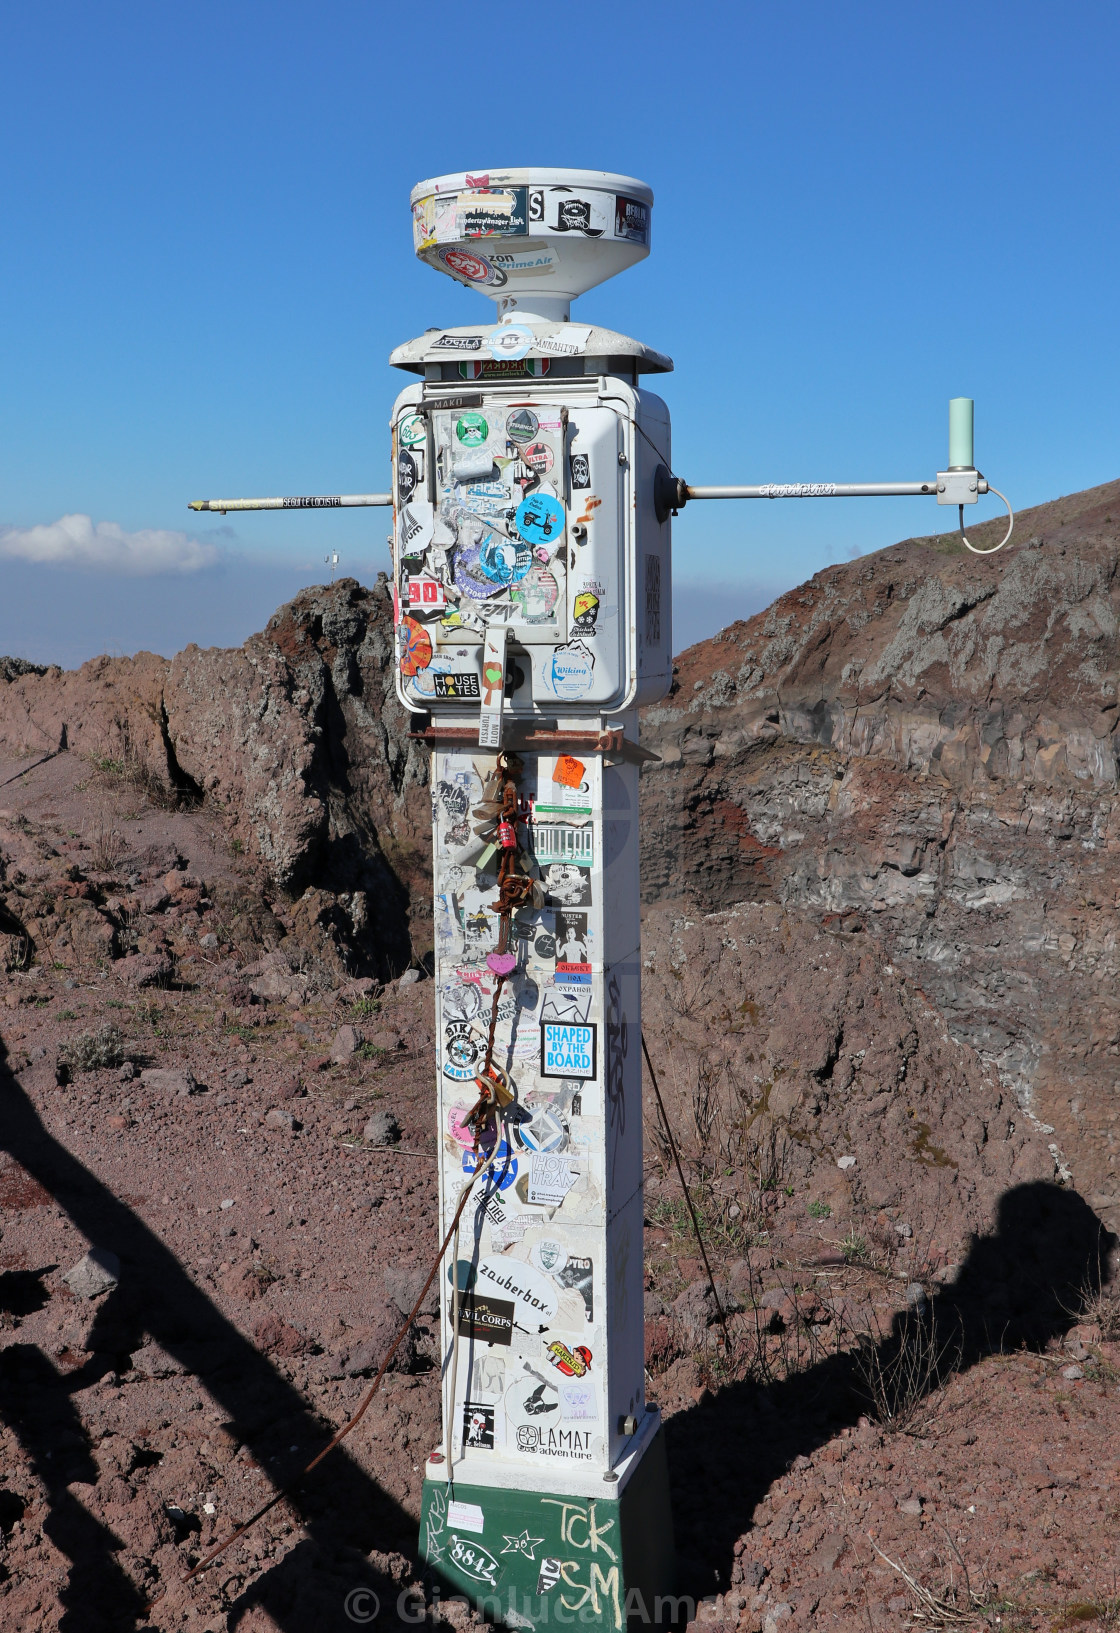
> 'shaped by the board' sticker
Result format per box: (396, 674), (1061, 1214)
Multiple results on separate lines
(398, 616), (432, 676)
(541, 1022), (597, 1081)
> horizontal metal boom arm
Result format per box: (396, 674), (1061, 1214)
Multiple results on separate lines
(684, 479), (988, 500)
(187, 494), (392, 514)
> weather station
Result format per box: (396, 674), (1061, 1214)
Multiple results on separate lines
(188, 166), (1015, 1631)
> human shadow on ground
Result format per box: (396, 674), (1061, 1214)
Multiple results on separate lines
(664, 1182), (1115, 1602)
(0, 1053), (422, 1632)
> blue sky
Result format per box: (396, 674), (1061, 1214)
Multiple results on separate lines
(2, 0), (1118, 664)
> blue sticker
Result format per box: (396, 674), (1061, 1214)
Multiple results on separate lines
(547, 640), (595, 700)
(463, 1141), (519, 1191)
(488, 323), (534, 361)
(479, 534), (533, 585)
(515, 493), (565, 546)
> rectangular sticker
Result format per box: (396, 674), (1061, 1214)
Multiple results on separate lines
(532, 822), (593, 866)
(541, 1022), (597, 1080)
(540, 987), (592, 1025)
(553, 754), (586, 788)
(433, 672), (480, 699)
(457, 1293), (515, 1346)
(447, 1500), (486, 1534)
(407, 576), (446, 608)
(461, 1402), (495, 1450)
(528, 1152), (578, 1205)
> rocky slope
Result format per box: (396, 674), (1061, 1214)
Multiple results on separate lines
(639, 478), (1120, 1219)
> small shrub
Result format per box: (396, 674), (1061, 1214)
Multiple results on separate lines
(807, 1200), (832, 1219)
(350, 998), (381, 1021)
(356, 1042), (386, 1062)
(841, 1230), (869, 1263)
(59, 1025), (126, 1073)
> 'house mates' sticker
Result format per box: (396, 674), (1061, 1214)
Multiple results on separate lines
(541, 1022), (597, 1081)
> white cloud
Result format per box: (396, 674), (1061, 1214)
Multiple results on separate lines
(0, 514), (218, 575)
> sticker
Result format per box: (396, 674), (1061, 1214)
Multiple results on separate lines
(540, 986), (592, 1025)
(554, 911), (589, 963)
(443, 1020), (480, 1081)
(399, 412), (427, 447)
(537, 1558), (563, 1596)
(570, 451), (591, 489)
(428, 334), (485, 353)
(460, 358), (550, 380)
(470, 1355), (506, 1399)
(399, 501), (434, 554)
(542, 863), (592, 907)
(489, 324), (534, 361)
(559, 1378), (598, 1420)
(478, 535), (533, 586)
(515, 493), (565, 546)
(433, 672), (481, 699)
(571, 591), (599, 634)
(447, 1534), (503, 1588)
(462, 1402), (496, 1450)
(447, 1500), (486, 1534)
(522, 440), (554, 474)
(506, 408), (540, 444)
(459, 186), (528, 238)
(545, 1340), (592, 1377)
(541, 1024), (597, 1081)
(456, 412), (489, 446)
(547, 639), (594, 700)
(464, 1141), (519, 1192)
(533, 823), (593, 867)
(614, 194), (649, 243)
(531, 1238), (568, 1275)
(553, 755), (585, 790)
(397, 449), (418, 500)
(515, 1423), (593, 1459)
(435, 246), (507, 287)
(398, 616), (432, 676)
(511, 1101), (570, 1155)
(457, 1293), (515, 1346)
(529, 1152), (579, 1205)
(475, 1256), (558, 1327)
(492, 247), (560, 276)
(407, 576), (446, 609)
(447, 1103), (479, 1147)
(536, 325), (593, 357)
(510, 565), (559, 625)
(442, 980), (482, 1022)
(549, 197), (604, 237)
(557, 1255), (594, 1323)
(505, 1368), (560, 1431)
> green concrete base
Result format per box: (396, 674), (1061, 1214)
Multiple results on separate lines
(419, 1431), (676, 1631)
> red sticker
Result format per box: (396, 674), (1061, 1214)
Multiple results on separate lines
(523, 441), (554, 474)
(408, 576), (446, 608)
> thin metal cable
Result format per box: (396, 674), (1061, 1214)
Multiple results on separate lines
(963, 484), (1014, 554)
(640, 1031), (733, 1353)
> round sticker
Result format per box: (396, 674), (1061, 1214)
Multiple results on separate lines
(506, 408), (540, 444)
(399, 412), (426, 448)
(479, 535), (533, 586)
(397, 449), (418, 500)
(447, 1103), (478, 1148)
(515, 493), (566, 547)
(398, 615), (432, 676)
(511, 565), (559, 624)
(456, 412), (489, 447)
(523, 441), (554, 474)
(531, 1238), (568, 1276)
(464, 1141), (518, 1191)
(489, 323), (534, 361)
(534, 932), (556, 960)
(443, 981), (482, 1022)
(436, 245), (507, 287)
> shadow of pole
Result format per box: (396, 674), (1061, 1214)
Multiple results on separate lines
(663, 1182), (1115, 1602)
(0, 1055), (420, 1631)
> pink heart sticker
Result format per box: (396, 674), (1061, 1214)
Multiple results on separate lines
(487, 952), (517, 976)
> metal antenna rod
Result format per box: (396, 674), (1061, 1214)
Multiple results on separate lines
(188, 493), (392, 514)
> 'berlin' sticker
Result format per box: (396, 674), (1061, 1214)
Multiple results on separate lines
(541, 1021), (597, 1080)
